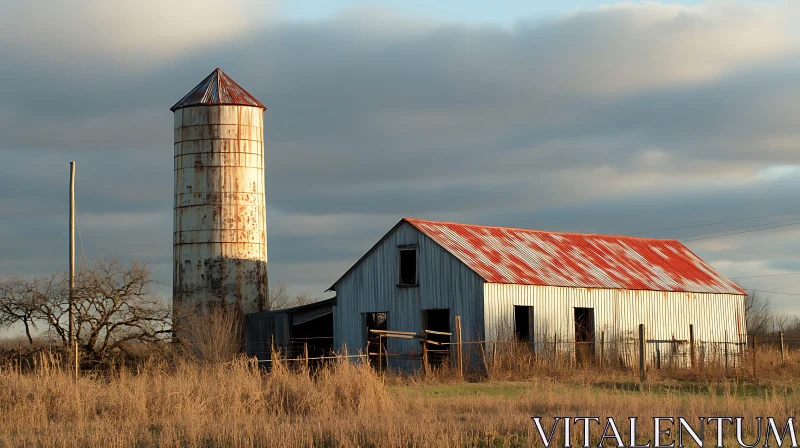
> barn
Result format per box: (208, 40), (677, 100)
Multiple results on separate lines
(328, 217), (747, 369)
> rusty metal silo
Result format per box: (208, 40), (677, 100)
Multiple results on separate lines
(171, 68), (268, 319)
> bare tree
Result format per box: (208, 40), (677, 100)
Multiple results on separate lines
(267, 281), (320, 310)
(267, 281), (291, 310)
(0, 257), (170, 360)
(784, 316), (800, 341)
(745, 291), (774, 337)
(0, 274), (62, 344)
(773, 313), (792, 333)
(293, 292), (317, 307)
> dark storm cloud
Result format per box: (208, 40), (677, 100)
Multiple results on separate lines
(1, 2), (800, 313)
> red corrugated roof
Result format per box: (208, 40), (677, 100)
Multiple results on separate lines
(170, 68), (266, 112)
(406, 218), (745, 295)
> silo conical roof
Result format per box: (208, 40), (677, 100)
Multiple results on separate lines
(170, 68), (266, 112)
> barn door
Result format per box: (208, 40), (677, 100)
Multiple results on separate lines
(423, 308), (450, 367)
(574, 307), (595, 365)
(365, 312), (388, 370)
(514, 305), (535, 352)
(528, 306), (535, 353)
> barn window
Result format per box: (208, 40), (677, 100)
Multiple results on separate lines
(398, 245), (417, 286)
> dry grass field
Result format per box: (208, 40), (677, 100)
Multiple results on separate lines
(0, 348), (798, 448)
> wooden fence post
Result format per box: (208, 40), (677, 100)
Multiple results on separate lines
(599, 331), (605, 369)
(752, 335), (757, 378)
(480, 342), (489, 372)
(365, 341), (371, 368)
(384, 339), (388, 372)
(377, 336), (382, 375)
(552, 332), (557, 368)
(700, 342), (705, 372)
(780, 332), (786, 366)
(422, 340), (429, 375)
(509, 335), (517, 369)
(303, 342), (309, 370)
(455, 316), (463, 378)
(638, 324), (646, 382)
(492, 342), (497, 370)
(724, 331), (729, 375)
(656, 344), (661, 370)
(689, 324), (695, 370)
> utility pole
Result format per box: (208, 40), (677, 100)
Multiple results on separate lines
(69, 162), (75, 348)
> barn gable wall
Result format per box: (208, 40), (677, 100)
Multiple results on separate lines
(333, 222), (485, 362)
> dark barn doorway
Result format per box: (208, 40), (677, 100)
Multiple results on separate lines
(574, 307), (595, 365)
(423, 308), (451, 367)
(514, 305), (534, 348)
(365, 312), (388, 370)
(292, 313), (334, 360)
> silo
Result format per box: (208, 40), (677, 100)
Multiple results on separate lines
(171, 68), (268, 320)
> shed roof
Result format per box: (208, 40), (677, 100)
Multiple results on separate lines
(329, 218), (744, 295)
(406, 218), (745, 295)
(170, 68), (266, 112)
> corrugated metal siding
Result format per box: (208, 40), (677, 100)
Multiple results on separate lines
(244, 311), (290, 362)
(407, 218), (744, 295)
(484, 283), (746, 364)
(334, 222), (485, 367)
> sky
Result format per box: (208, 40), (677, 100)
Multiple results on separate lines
(2, 0), (800, 323)
(281, 0), (707, 23)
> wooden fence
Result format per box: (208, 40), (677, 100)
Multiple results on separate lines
(253, 320), (800, 381)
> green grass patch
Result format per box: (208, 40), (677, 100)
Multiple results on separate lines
(391, 378), (798, 402)
(391, 381), (531, 398)
(590, 380), (796, 398)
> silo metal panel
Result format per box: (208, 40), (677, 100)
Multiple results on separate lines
(175, 152), (263, 169)
(174, 202), (265, 232)
(175, 139), (261, 158)
(174, 191), (264, 208)
(174, 109), (183, 129)
(174, 229), (265, 245)
(174, 166), (264, 194)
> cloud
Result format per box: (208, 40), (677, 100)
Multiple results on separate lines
(555, 2), (793, 93)
(0, 0), (279, 67)
(2, 1), (800, 315)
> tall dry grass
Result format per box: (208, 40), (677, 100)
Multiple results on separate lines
(474, 339), (800, 383)
(0, 354), (392, 447)
(174, 305), (244, 364)
(1, 348), (798, 447)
